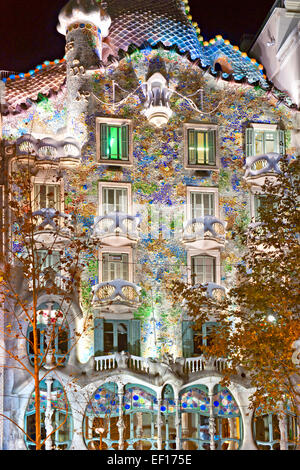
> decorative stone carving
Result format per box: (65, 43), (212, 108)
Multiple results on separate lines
(33, 208), (71, 230)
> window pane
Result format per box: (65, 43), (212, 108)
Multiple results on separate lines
(265, 133), (275, 153)
(117, 323), (128, 352)
(196, 132), (205, 164)
(104, 322), (114, 352)
(102, 253), (129, 281)
(255, 415), (269, 442)
(102, 187), (128, 214)
(254, 132), (264, 155)
(191, 193), (214, 218)
(192, 256), (216, 284)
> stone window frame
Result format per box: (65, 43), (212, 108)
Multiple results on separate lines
(186, 186), (220, 220)
(183, 122), (219, 170)
(98, 181), (132, 216)
(96, 117), (133, 166)
(98, 245), (133, 283)
(187, 249), (221, 286)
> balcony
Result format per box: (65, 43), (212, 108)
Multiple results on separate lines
(244, 152), (281, 187)
(182, 216), (225, 250)
(91, 212), (141, 247)
(92, 279), (141, 308)
(32, 208), (72, 247)
(93, 352), (234, 383)
(15, 134), (81, 168)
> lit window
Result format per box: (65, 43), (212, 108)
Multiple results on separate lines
(246, 127), (285, 157)
(27, 302), (69, 367)
(102, 186), (128, 214)
(191, 255), (216, 285)
(254, 407), (298, 450)
(187, 129), (216, 166)
(102, 252), (129, 282)
(191, 192), (215, 218)
(100, 123), (129, 161)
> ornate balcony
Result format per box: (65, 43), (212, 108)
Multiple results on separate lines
(244, 152), (281, 186)
(182, 216), (225, 250)
(32, 208), (72, 247)
(205, 282), (226, 301)
(93, 352), (235, 384)
(91, 212), (141, 247)
(16, 134), (81, 168)
(92, 279), (141, 307)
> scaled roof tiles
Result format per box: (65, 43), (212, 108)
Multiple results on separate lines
(2, 62), (66, 115)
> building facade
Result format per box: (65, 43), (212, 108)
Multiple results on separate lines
(0, 0), (299, 450)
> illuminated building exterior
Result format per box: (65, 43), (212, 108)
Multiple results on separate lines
(0, 0), (299, 450)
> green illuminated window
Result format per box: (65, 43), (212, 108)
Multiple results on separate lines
(100, 123), (129, 161)
(188, 129), (216, 166)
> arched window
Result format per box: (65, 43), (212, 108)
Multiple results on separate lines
(27, 302), (69, 367)
(123, 384), (158, 450)
(83, 382), (120, 450)
(253, 401), (298, 450)
(24, 379), (72, 450)
(179, 385), (210, 450)
(161, 385), (176, 450)
(212, 385), (243, 450)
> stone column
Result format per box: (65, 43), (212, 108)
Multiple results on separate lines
(117, 385), (125, 450)
(181, 412), (190, 450)
(156, 394), (162, 450)
(279, 410), (288, 450)
(175, 396), (181, 450)
(208, 388), (216, 450)
(45, 376), (54, 450)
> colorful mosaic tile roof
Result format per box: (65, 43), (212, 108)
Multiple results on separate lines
(0, 0), (296, 112)
(106, 0), (201, 59)
(2, 61), (66, 115)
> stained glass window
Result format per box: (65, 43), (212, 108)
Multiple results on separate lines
(24, 379), (72, 450)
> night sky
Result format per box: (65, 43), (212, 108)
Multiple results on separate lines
(0, 0), (275, 72)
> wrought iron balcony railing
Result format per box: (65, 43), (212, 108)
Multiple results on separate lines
(182, 215), (225, 250)
(91, 212), (141, 246)
(92, 279), (141, 306)
(244, 152), (281, 186)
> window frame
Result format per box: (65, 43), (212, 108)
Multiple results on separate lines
(98, 181), (132, 216)
(96, 117), (133, 165)
(184, 123), (219, 170)
(99, 246), (133, 283)
(103, 319), (130, 354)
(187, 250), (221, 285)
(246, 123), (285, 157)
(32, 171), (64, 213)
(186, 186), (219, 220)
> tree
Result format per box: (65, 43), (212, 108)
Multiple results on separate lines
(0, 158), (96, 450)
(172, 156), (300, 446)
